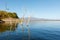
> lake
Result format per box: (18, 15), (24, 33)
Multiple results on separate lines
(0, 21), (60, 40)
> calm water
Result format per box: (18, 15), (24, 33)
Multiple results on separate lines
(0, 21), (60, 40)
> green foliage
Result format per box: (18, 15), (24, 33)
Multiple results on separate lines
(0, 10), (18, 19)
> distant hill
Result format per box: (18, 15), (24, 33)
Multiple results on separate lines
(25, 17), (47, 20)
(0, 10), (19, 19)
(25, 17), (60, 21)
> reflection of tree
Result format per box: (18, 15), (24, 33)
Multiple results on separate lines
(0, 22), (18, 32)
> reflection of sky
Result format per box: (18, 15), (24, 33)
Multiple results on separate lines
(0, 0), (60, 19)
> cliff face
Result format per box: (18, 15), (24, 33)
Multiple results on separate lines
(0, 11), (18, 19)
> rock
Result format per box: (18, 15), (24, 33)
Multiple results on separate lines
(0, 20), (5, 23)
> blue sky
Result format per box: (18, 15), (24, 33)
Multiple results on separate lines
(0, 0), (60, 19)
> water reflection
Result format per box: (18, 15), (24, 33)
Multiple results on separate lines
(27, 25), (30, 40)
(20, 24), (30, 40)
(0, 21), (31, 40)
(0, 21), (60, 40)
(0, 22), (18, 32)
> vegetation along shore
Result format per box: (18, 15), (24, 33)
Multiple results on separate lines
(0, 10), (19, 23)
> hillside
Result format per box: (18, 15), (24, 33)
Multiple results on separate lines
(25, 17), (60, 21)
(0, 10), (19, 19)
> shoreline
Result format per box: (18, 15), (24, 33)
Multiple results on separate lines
(1, 18), (19, 23)
(1, 18), (60, 24)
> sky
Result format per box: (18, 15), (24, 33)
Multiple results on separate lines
(0, 0), (60, 19)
